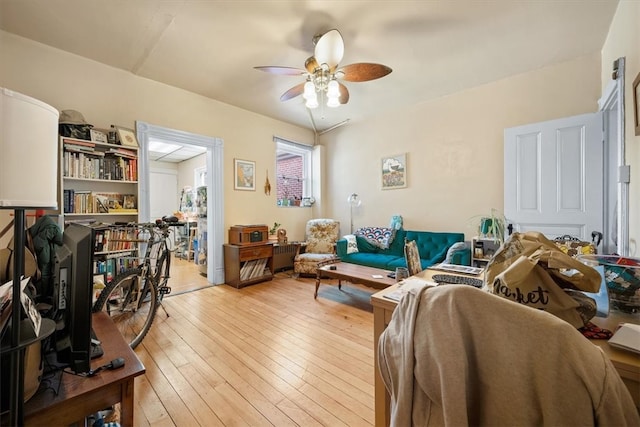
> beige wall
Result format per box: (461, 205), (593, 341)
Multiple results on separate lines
(1, 19), (632, 248)
(601, 0), (640, 257)
(320, 53), (602, 239)
(0, 31), (316, 242)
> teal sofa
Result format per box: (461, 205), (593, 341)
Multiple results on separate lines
(336, 229), (469, 271)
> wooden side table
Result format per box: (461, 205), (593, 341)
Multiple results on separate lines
(22, 312), (145, 426)
(223, 243), (274, 288)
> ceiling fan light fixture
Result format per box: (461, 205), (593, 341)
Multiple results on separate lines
(305, 94), (319, 109)
(327, 96), (340, 108)
(256, 28), (391, 110)
(303, 80), (316, 100)
(327, 79), (340, 98)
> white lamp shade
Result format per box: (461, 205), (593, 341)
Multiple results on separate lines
(0, 88), (59, 209)
(305, 94), (319, 109)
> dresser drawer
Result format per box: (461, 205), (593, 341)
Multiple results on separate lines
(238, 245), (273, 261)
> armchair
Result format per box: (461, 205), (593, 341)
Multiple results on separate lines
(293, 219), (340, 276)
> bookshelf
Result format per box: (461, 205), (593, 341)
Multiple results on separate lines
(59, 137), (140, 291)
(59, 136), (138, 224)
(471, 237), (501, 268)
(92, 226), (141, 284)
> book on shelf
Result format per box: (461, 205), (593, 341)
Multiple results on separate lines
(62, 137), (96, 148)
(63, 191), (137, 214)
(63, 150), (137, 181)
(106, 147), (137, 158)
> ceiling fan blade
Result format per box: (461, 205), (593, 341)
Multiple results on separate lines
(305, 56), (319, 73)
(338, 83), (350, 104)
(254, 66), (306, 76)
(339, 63), (393, 82)
(280, 83), (305, 101)
(314, 29), (344, 69)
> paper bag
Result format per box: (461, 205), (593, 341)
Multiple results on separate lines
(0, 247), (39, 284)
(485, 232), (601, 328)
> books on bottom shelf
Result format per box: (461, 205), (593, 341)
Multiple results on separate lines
(239, 258), (271, 281)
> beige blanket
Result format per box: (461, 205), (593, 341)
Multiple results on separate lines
(378, 285), (639, 426)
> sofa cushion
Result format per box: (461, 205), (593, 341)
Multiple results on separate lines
(377, 229), (407, 257)
(355, 226), (397, 249)
(340, 252), (400, 270)
(444, 241), (469, 263)
(405, 230), (464, 264)
(344, 234), (359, 254)
(356, 235), (379, 253)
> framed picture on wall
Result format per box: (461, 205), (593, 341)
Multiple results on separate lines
(234, 158), (256, 191)
(381, 153), (407, 189)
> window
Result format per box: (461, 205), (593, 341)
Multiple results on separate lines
(275, 137), (313, 207)
(194, 166), (206, 188)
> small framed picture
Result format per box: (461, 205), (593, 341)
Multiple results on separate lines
(234, 159), (255, 191)
(123, 194), (137, 209)
(381, 153), (407, 189)
(90, 129), (108, 144)
(115, 126), (139, 148)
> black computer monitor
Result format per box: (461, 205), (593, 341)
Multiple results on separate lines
(52, 223), (96, 374)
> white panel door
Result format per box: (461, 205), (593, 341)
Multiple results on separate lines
(149, 168), (178, 221)
(504, 112), (603, 242)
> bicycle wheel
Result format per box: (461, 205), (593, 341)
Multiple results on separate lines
(92, 268), (158, 349)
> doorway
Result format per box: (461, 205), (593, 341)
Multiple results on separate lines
(504, 57), (628, 256)
(136, 121), (225, 285)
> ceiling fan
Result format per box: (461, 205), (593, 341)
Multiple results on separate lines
(255, 29), (392, 109)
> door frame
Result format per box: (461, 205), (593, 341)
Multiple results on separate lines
(136, 121), (225, 284)
(598, 57), (628, 256)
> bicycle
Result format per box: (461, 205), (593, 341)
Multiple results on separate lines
(92, 216), (178, 348)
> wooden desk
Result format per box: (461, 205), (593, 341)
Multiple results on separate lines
(591, 313), (640, 405)
(370, 270), (640, 427)
(23, 312), (145, 426)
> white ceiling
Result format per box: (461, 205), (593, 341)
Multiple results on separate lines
(0, 0), (618, 135)
(147, 138), (206, 163)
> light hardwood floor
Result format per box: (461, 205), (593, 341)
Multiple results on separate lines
(131, 260), (377, 426)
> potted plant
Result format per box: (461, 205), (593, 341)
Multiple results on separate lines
(472, 208), (507, 243)
(269, 222), (281, 241)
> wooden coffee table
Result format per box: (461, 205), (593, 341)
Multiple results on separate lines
(315, 261), (397, 298)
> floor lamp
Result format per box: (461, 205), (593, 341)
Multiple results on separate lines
(0, 88), (59, 425)
(347, 193), (362, 234)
